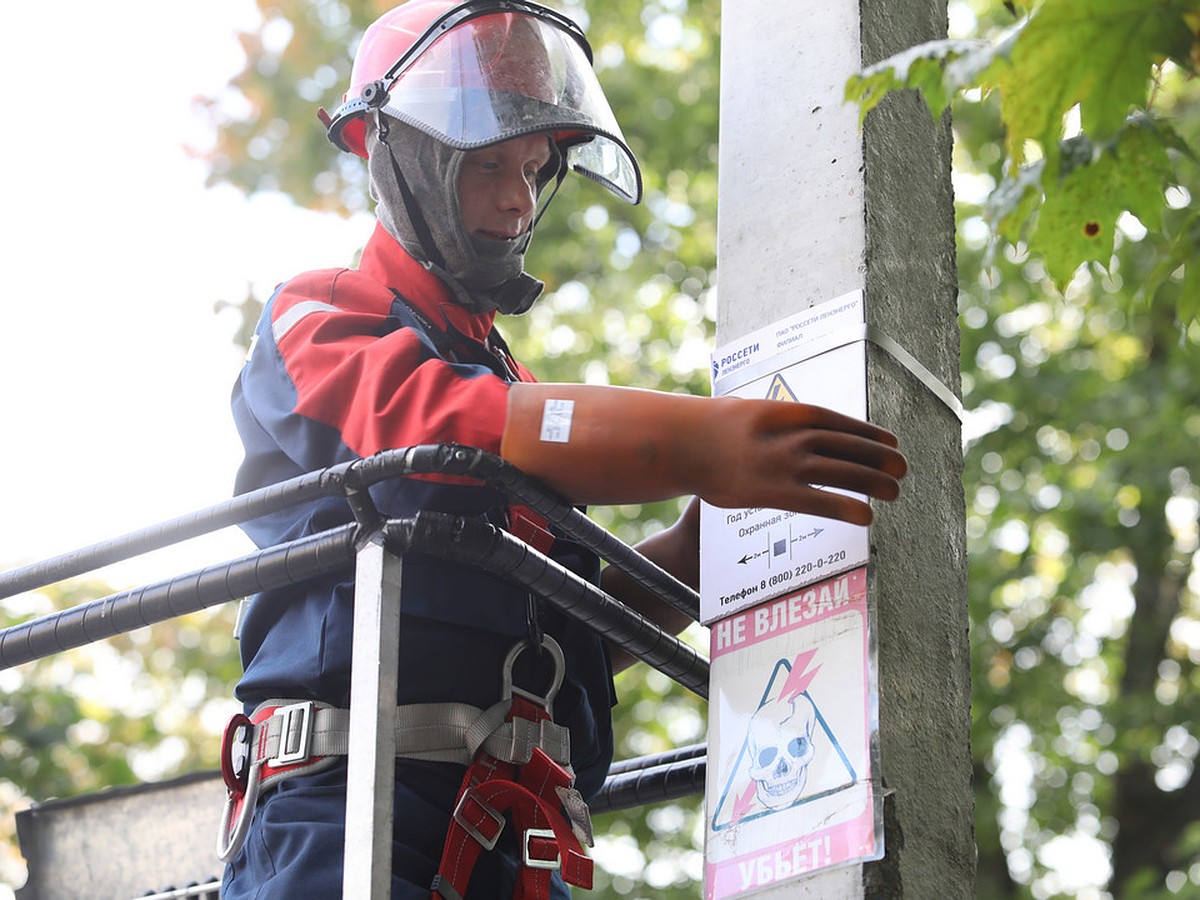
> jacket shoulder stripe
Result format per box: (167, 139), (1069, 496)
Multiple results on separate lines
(272, 300), (340, 344)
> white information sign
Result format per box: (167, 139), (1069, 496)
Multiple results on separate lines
(700, 290), (869, 624)
(704, 568), (882, 898)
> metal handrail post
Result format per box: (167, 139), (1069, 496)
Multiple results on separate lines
(342, 535), (403, 899)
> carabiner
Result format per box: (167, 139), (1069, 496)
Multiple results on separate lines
(502, 634), (565, 714)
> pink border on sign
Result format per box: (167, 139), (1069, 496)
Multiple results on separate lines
(710, 568), (867, 661)
(705, 567), (878, 898)
(705, 791), (877, 899)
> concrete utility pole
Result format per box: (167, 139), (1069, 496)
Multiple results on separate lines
(713, 0), (972, 896)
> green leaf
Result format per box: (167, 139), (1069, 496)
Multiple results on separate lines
(944, 21), (1023, 91)
(985, 158), (1045, 242)
(1140, 208), (1200, 303)
(996, 0), (1195, 157)
(1033, 116), (1181, 287)
(846, 38), (1007, 124)
(1033, 152), (1122, 287)
(1109, 118), (1177, 232)
(1057, 134), (1097, 179)
(1155, 208), (1200, 321)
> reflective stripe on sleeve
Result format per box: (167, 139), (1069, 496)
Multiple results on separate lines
(272, 300), (340, 344)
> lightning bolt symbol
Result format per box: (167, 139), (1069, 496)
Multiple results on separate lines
(731, 782), (757, 824)
(778, 649), (821, 703)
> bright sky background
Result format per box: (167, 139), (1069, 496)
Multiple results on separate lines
(1, 1), (374, 589)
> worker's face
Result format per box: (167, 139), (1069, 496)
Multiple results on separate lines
(458, 134), (552, 241)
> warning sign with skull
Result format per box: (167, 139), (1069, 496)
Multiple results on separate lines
(704, 567), (881, 899)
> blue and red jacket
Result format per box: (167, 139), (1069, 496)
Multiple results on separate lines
(230, 222), (615, 799)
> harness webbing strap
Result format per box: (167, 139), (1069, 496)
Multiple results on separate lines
(247, 700), (571, 771)
(508, 506), (554, 557)
(217, 697), (573, 863)
(432, 697), (593, 900)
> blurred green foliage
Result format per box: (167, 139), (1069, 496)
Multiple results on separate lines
(0, 586), (240, 889)
(946, 2), (1200, 895)
(848, 0), (1200, 303)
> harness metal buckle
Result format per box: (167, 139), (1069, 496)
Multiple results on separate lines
(523, 828), (561, 871)
(454, 789), (505, 852)
(269, 701), (315, 767)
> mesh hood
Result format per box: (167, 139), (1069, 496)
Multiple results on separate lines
(367, 117), (546, 314)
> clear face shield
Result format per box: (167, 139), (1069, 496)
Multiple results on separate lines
(333, 2), (642, 204)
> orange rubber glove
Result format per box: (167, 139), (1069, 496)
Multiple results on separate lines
(501, 383), (907, 525)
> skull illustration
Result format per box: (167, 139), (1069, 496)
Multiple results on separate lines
(747, 694), (817, 810)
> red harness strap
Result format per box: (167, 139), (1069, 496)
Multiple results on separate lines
(508, 505), (555, 557)
(432, 697), (593, 900)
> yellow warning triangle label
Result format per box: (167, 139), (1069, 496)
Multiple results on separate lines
(766, 372), (799, 402)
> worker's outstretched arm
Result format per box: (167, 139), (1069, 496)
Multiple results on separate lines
(501, 382), (907, 524)
(503, 382), (908, 673)
(600, 496), (701, 673)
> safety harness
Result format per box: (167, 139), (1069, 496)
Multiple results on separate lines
(217, 635), (595, 898)
(432, 639), (594, 899)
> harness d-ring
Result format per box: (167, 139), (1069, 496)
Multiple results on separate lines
(503, 634), (565, 715)
(217, 753), (262, 862)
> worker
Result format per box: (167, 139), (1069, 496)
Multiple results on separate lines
(217, 1), (908, 897)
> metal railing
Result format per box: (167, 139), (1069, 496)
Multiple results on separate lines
(0, 444), (708, 898)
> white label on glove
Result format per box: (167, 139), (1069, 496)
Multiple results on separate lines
(539, 399), (575, 443)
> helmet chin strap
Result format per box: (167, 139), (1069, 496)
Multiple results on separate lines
(523, 140), (568, 254)
(422, 240), (545, 315)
